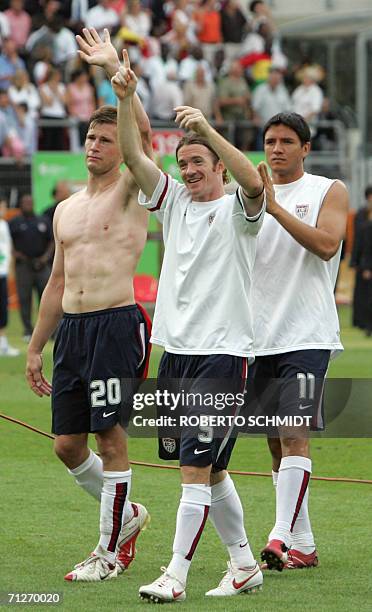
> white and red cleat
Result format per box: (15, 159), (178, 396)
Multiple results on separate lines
(260, 539), (288, 572)
(139, 567), (186, 603)
(116, 502), (150, 572)
(205, 561), (263, 596)
(64, 554), (119, 582)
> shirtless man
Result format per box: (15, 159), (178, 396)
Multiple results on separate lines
(26, 30), (152, 582)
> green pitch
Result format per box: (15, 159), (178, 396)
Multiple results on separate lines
(0, 307), (371, 611)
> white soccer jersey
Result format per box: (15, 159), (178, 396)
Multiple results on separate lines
(139, 172), (265, 359)
(252, 172), (343, 357)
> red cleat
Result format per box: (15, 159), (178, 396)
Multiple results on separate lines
(285, 549), (319, 569)
(260, 539), (288, 572)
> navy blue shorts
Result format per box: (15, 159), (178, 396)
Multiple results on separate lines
(156, 352), (249, 471)
(247, 349), (330, 432)
(52, 304), (151, 435)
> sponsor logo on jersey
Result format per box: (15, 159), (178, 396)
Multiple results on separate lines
(162, 437), (176, 453)
(295, 204), (309, 219)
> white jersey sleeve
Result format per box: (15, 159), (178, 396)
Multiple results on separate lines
(138, 171), (189, 224)
(233, 186), (266, 235)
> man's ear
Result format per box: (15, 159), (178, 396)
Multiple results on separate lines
(302, 141), (311, 160)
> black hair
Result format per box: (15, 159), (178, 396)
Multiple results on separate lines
(249, 1), (263, 12)
(263, 112), (311, 145)
(365, 185), (372, 199)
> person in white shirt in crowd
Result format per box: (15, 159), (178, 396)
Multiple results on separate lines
(121, 0), (152, 39)
(0, 193), (20, 357)
(142, 41), (179, 90)
(291, 67), (323, 125)
(39, 65), (67, 150)
(178, 45), (213, 85)
(8, 69), (41, 119)
(183, 64), (220, 121)
(252, 66), (291, 148)
(86, 0), (120, 36)
(150, 67), (183, 121)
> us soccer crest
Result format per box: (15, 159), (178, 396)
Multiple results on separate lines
(162, 438), (176, 453)
(295, 204), (309, 219)
(208, 214), (215, 226)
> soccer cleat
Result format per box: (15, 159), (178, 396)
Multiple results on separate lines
(285, 549), (319, 569)
(260, 539), (288, 572)
(139, 567), (186, 603)
(64, 554), (119, 582)
(116, 502), (150, 572)
(205, 561), (263, 596)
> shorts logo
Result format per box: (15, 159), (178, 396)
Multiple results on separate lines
(162, 438), (176, 453)
(208, 214), (215, 226)
(295, 204), (309, 219)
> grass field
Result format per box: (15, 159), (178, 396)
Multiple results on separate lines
(0, 306), (371, 611)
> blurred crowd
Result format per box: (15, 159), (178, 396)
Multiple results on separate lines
(0, 0), (339, 156)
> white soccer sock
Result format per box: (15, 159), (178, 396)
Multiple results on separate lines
(209, 473), (255, 568)
(269, 456), (311, 548)
(291, 487), (316, 553)
(95, 469), (131, 564)
(167, 484), (211, 585)
(68, 450), (134, 522)
(272, 470), (278, 487)
(68, 449), (103, 500)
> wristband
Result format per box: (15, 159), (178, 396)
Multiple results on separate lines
(244, 185), (265, 199)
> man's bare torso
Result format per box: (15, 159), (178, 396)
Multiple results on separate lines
(55, 177), (148, 313)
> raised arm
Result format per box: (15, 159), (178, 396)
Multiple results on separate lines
(259, 162), (349, 261)
(174, 105), (264, 216)
(26, 209), (65, 397)
(111, 50), (160, 198)
(76, 28), (152, 157)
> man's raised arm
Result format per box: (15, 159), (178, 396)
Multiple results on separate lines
(111, 51), (160, 198)
(76, 28), (152, 158)
(174, 106), (264, 217)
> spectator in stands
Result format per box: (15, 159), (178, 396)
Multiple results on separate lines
(163, 0), (198, 58)
(183, 64), (219, 121)
(350, 186), (372, 333)
(97, 74), (117, 106)
(0, 87), (25, 149)
(86, 0), (120, 35)
(17, 101), (37, 154)
(66, 68), (96, 147)
(0, 37), (25, 90)
(39, 65), (67, 150)
(4, 0), (32, 53)
(193, 0), (222, 65)
(249, 0), (277, 36)
(130, 60), (151, 114)
(8, 69), (40, 118)
(9, 193), (53, 342)
(49, 15), (78, 77)
(142, 41), (179, 90)
(291, 66), (323, 125)
(221, 0), (248, 61)
(216, 58), (251, 148)
(0, 102), (23, 158)
(178, 44), (212, 84)
(252, 66), (291, 147)
(151, 67), (183, 121)
(0, 9), (10, 46)
(69, 0), (98, 34)
(121, 0), (152, 38)
(0, 192), (20, 356)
